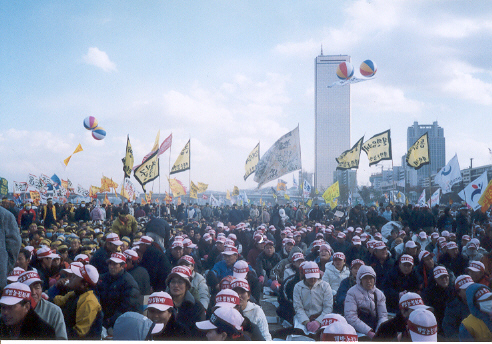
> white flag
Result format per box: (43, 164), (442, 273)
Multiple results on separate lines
(430, 188), (441, 207)
(254, 126), (302, 188)
(303, 179), (312, 198)
(210, 194), (219, 207)
(458, 171), (488, 211)
(348, 191), (352, 206)
(418, 189), (426, 206)
(434, 154), (462, 194)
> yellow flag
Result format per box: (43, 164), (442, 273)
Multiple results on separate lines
(30, 191), (40, 206)
(190, 181), (198, 199)
(197, 182), (208, 193)
(120, 184), (130, 201)
(141, 197), (147, 205)
(122, 135), (134, 179)
(232, 186), (239, 196)
(177, 197), (181, 205)
(145, 192), (152, 203)
(284, 194), (290, 200)
(322, 181), (340, 205)
(169, 178), (186, 197)
(134, 150), (160, 193)
(104, 193), (111, 206)
(336, 136), (364, 170)
(226, 190), (231, 200)
(307, 199), (313, 207)
(362, 130), (392, 166)
(406, 133), (430, 170)
(170, 140), (190, 174)
(63, 155), (72, 166)
(152, 130), (160, 152)
(73, 144), (83, 154)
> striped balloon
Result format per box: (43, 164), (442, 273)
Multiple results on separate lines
(360, 60), (377, 78)
(83, 116), (98, 130)
(91, 127), (106, 140)
(336, 62), (354, 80)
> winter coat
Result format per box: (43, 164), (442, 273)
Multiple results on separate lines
(0, 206), (21, 289)
(272, 246), (302, 284)
(0, 308), (56, 339)
(140, 244), (172, 292)
(368, 254), (395, 289)
(151, 312), (190, 340)
(34, 297), (67, 339)
(344, 265), (388, 335)
(190, 271), (210, 310)
(422, 281), (454, 335)
(256, 251), (282, 279)
(175, 290), (206, 338)
(89, 246), (112, 275)
(128, 265), (151, 296)
(442, 294), (470, 340)
(381, 265), (420, 312)
(54, 289), (102, 339)
(293, 279), (333, 325)
(97, 270), (141, 329)
(242, 301), (272, 341)
(323, 262), (350, 295)
(459, 283), (492, 341)
(438, 251), (469, 277)
(374, 312), (407, 341)
(335, 275), (356, 314)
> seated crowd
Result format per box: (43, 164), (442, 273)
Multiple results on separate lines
(1, 199), (492, 341)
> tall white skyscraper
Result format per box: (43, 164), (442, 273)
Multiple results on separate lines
(314, 53), (351, 190)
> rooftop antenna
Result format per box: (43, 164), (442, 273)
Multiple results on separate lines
(320, 45), (324, 56)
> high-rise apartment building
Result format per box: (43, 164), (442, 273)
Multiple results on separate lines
(407, 121), (445, 186)
(314, 53), (351, 190)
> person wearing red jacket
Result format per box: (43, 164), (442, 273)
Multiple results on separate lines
(17, 203), (36, 231)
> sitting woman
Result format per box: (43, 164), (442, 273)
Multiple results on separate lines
(344, 265), (388, 339)
(323, 252), (350, 296)
(146, 291), (191, 340)
(231, 278), (272, 340)
(335, 259), (365, 314)
(165, 265), (206, 338)
(196, 307), (250, 341)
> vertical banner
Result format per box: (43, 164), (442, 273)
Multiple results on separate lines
(170, 140), (190, 175)
(406, 133), (430, 170)
(122, 135), (134, 179)
(244, 142), (260, 181)
(190, 181), (198, 199)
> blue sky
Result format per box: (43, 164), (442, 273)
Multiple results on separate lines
(1, 0), (492, 194)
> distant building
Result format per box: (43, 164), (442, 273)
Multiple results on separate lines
(314, 52), (351, 191)
(407, 121), (445, 186)
(334, 170), (357, 194)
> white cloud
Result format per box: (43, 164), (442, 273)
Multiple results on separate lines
(83, 47), (117, 72)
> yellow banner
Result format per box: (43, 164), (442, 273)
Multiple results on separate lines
(336, 136), (364, 170)
(232, 186), (239, 196)
(244, 142), (260, 181)
(226, 190), (231, 200)
(145, 192), (152, 203)
(170, 140), (190, 174)
(63, 155), (72, 166)
(190, 181), (198, 199)
(169, 178), (186, 197)
(406, 132), (430, 170)
(307, 199), (312, 207)
(322, 181), (340, 206)
(73, 143), (83, 154)
(30, 191), (40, 206)
(284, 194), (290, 200)
(362, 130), (392, 166)
(104, 193), (111, 205)
(478, 179), (492, 213)
(197, 182), (208, 193)
(122, 135), (134, 178)
(134, 150), (160, 192)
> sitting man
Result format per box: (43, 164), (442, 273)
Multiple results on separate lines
(96, 252), (141, 331)
(54, 264), (103, 339)
(0, 282), (56, 339)
(18, 270), (67, 339)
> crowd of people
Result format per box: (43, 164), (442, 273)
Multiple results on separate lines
(0, 195), (492, 341)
